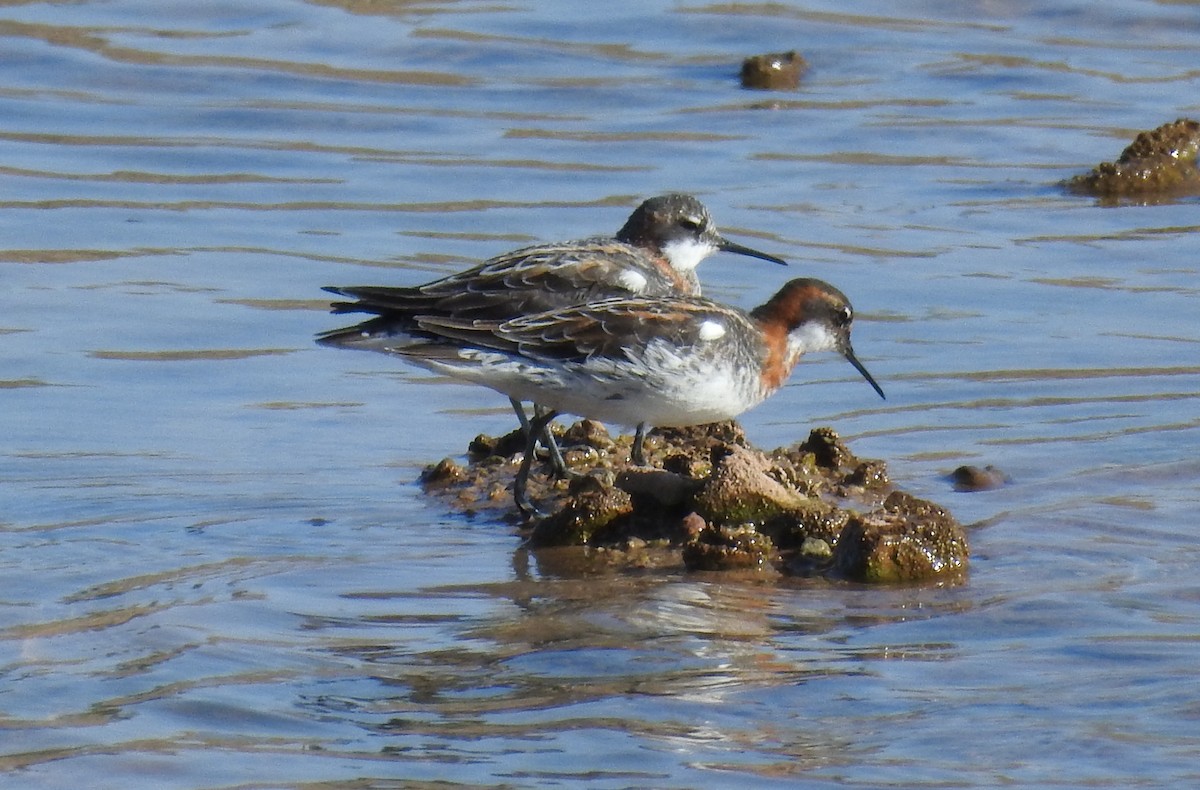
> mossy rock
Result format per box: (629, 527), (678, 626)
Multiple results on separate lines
(528, 475), (633, 547)
(1065, 118), (1200, 199)
(419, 418), (967, 584)
(682, 523), (777, 571)
(834, 492), (968, 583)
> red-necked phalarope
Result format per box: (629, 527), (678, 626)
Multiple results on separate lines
(367, 277), (884, 516)
(318, 194), (787, 470)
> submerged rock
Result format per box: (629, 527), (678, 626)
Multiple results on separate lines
(1064, 118), (1200, 201)
(421, 457), (466, 486)
(951, 464), (1008, 492)
(741, 50), (807, 91)
(421, 420), (969, 584)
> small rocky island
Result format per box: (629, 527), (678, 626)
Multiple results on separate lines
(421, 420), (969, 584)
(1065, 117), (1200, 201)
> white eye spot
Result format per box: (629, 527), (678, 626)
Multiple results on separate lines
(697, 319), (726, 341)
(617, 269), (649, 293)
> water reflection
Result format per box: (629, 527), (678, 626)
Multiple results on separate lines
(299, 569), (970, 772)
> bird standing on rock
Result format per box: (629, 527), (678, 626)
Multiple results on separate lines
(383, 278), (885, 516)
(319, 193), (788, 471)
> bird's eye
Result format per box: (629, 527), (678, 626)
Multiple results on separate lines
(837, 305), (852, 326)
(678, 215), (704, 232)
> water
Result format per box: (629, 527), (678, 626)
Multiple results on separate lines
(2, 0), (1199, 787)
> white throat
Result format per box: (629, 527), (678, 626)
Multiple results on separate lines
(660, 238), (716, 273)
(789, 321), (839, 357)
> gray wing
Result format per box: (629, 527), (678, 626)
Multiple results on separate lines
(324, 239), (684, 322)
(412, 297), (746, 364)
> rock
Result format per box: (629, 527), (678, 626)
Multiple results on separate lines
(468, 429), (525, 462)
(692, 444), (811, 526)
(561, 419), (615, 451)
(420, 457), (466, 487)
(741, 50), (807, 91)
(418, 419), (966, 584)
(834, 492), (969, 583)
(799, 536), (833, 561)
(786, 535), (836, 577)
(528, 474), (634, 548)
(616, 468), (696, 508)
(562, 445), (601, 469)
(662, 452), (710, 479)
(845, 459), (890, 489)
(680, 511), (708, 539)
(658, 421), (748, 454)
(951, 464), (1008, 491)
(682, 524), (776, 571)
(1064, 118), (1200, 201)
(767, 502), (851, 550)
(798, 427), (855, 470)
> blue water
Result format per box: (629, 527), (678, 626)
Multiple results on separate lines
(2, 1), (1199, 787)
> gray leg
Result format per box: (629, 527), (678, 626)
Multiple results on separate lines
(532, 404), (570, 478)
(631, 422), (649, 466)
(510, 397), (531, 431)
(514, 408), (559, 519)
(512, 398), (568, 478)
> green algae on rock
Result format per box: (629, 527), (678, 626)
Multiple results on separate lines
(834, 492), (968, 583)
(1065, 118), (1200, 201)
(682, 523), (777, 572)
(420, 420), (968, 584)
(529, 474), (634, 548)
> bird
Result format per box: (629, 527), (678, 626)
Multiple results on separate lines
(371, 277), (885, 516)
(318, 193), (787, 471)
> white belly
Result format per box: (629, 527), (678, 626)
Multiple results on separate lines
(413, 344), (766, 429)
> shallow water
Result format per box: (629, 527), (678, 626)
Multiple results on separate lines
(2, 0), (1200, 787)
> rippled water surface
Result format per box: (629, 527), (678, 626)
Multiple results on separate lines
(3, 1), (1200, 787)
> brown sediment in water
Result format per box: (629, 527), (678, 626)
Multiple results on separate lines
(421, 420), (968, 584)
(1064, 118), (1200, 202)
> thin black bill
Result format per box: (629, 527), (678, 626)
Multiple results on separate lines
(843, 348), (886, 400)
(716, 236), (788, 266)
